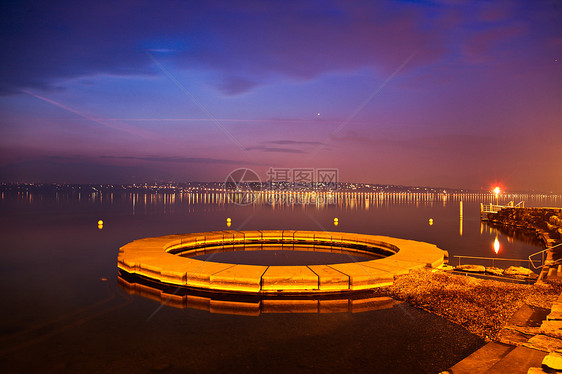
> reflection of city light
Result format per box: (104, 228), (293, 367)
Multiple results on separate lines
(494, 237), (500, 254)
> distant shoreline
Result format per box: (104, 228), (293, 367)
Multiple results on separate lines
(1, 182), (561, 197)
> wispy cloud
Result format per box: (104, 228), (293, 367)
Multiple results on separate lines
(100, 155), (265, 165)
(266, 140), (323, 146)
(244, 146), (306, 154)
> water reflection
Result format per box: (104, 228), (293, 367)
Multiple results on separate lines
(485, 221), (543, 247)
(118, 274), (397, 316)
(494, 237), (500, 254)
(4, 188), (560, 212)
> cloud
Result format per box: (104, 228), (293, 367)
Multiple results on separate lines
(99, 155), (265, 165)
(0, 1), (446, 95)
(243, 139), (325, 153)
(244, 146), (306, 154)
(266, 140), (324, 146)
(218, 76), (258, 95)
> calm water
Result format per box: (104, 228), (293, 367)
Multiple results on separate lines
(1, 191), (559, 373)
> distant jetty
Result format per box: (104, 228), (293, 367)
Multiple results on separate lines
(485, 206), (562, 249)
(484, 206), (562, 282)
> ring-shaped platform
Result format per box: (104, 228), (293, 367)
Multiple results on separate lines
(117, 230), (448, 294)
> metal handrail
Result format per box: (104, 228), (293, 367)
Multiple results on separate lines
(528, 242), (562, 269)
(453, 255), (532, 268)
(481, 201), (525, 213)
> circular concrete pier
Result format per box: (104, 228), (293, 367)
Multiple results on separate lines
(117, 230), (448, 294)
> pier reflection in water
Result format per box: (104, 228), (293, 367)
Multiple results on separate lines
(118, 274), (397, 316)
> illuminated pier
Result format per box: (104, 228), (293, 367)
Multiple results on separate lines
(118, 230), (448, 294)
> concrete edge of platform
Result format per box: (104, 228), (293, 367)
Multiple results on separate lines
(117, 230), (448, 294)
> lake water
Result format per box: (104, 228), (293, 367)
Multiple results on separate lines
(1, 190), (559, 373)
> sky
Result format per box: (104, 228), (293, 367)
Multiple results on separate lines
(0, 0), (560, 192)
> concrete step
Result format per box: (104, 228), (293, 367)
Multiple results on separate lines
(484, 346), (547, 374)
(448, 342), (513, 374)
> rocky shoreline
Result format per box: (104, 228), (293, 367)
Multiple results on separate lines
(374, 269), (562, 341)
(486, 207), (562, 248)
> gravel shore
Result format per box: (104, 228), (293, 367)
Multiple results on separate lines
(374, 269), (562, 340)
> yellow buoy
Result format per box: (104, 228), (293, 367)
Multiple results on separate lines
(98, 220), (103, 225)
(333, 217), (339, 226)
(429, 218), (433, 226)
(226, 218), (231, 223)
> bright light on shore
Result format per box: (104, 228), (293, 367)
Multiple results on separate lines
(493, 187), (501, 195)
(494, 237), (500, 254)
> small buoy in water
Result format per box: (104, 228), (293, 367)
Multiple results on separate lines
(429, 218), (434, 226)
(333, 217), (339, 226)
(100, 277), (108, 282)
(98, 220), (103, 225)
(226, 217), (232, 227)
(226, 218), (231, 223)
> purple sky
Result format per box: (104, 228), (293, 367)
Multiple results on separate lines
(1, 1), (560, 192)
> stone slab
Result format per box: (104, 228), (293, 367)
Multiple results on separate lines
(524, 334), (562, 352)
(261, 266), (318, 291)
(328, 263), (393, 290)
(210, 264), (268, 292)
(307, 265), (349, 290)
(540, 320), (562, 339)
